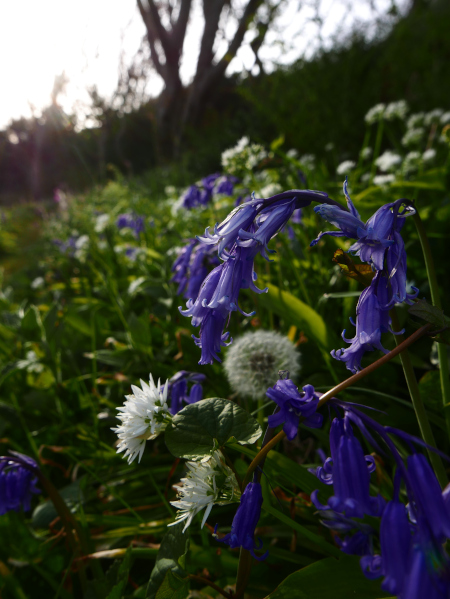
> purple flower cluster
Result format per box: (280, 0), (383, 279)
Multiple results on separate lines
(309, 401), (450, 598)
(312, 179), (418, 372)
(215, 481), (268, 560)
(181, 174), (239, 209)
(171, 240), (220, 301)
(266, 379), (323, 440)
(180, 189), (340, 364)
(165, 370), (205, 415)
(116, 213), (145, 237)
(0, 453), (40, 515)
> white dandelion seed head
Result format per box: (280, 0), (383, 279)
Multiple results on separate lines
(336, 160), (356, 176)
(365, 103), (386, 125)
(111, 374), (171, 464)
(169, 450), (240, 532)
(223, 330), (300, 400)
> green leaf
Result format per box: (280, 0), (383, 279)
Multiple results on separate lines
(32, 480), (84, 528)
(146, 522), (189, 599)
(257, 283), (336, 350)
(165, 398), (262, 460)
(155, 571), (189, 599)
(105, 546), (133, 599)
(265, 555), (390, 598)
(21, 306), (45, 341)
(65, 309), (93, 337)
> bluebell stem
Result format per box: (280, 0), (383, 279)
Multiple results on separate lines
(215, 481), (268, 560)
(166, 371), (205, 415)
(266, 380), (323, 440)
(0, 453), (40, 515)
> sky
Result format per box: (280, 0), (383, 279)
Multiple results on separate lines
(0, 0), (407, 131)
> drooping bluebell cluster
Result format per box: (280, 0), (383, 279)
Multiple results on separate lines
(171, 240), (220, 301)
(180, 189), (341, 364)
(0, 453), (40, 515)
(165, 370), (205, 415)
(181, 174), (239, 209)
(311, 179), (418, 372)
(266, 379), (323, 440)
(308, 400), (450, 598)
(215, 481), (268, 560)
(116, 213), (145, 237)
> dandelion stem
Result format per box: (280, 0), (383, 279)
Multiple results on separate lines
(413, 210), (450, 439)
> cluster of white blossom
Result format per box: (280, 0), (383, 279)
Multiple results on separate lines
(221, 136), (268, 175)
(169, 451), (240, 532)
(336, 160), (356, 176)
(112, 375), (171, 464)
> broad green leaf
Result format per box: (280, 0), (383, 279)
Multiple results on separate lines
(21, 305), (45, 341)
(65, 309), (93, 337)
(155, 570), (189, 599)
(105, 546), (133, 599)
(265, 555), (390, 598)
(257, 283), (336, 350)
(147, 522), (189, 599)
(165, 398), (262, 460)
(32, 480), (84, 528)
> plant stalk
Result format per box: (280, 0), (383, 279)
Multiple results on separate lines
(413, 210), (450, 438)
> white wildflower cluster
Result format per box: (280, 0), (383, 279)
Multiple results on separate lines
(402, 127), (425, 147)
(336, 160), (356, 176)
(365, 103), (385, 125)
(170, 451), (240, 532)
(221, 136), (268, 176)
(286, 148), (298, 159)
(407, 113), (425, 129)
(384, 100), (409, 121)
(224, 330), (300, 400)
(402, 151), (421, 175)
(373, 174), (395, 187)
(375, 150), (402, 172)
(360, 147), (372, 161)
(112, 375), (171, 464)
(94, 213), (109, 233)
(424, 109), (444, 126)
(423, 148), (437, 162)
(440, 112), (450, 125)
(73, 235), (89, 261)
(299, 154), (316, 170)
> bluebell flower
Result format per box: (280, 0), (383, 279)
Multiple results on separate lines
(266, 380), (323, 440)
(182, 185), (202, 209)
(311, 416), (384, 519)
(171, 240), (197, 296)
(166, 371), (205, 415)
(193, 310), (232, 365)
(215, 482), (268, 560)
(215, 175), (239, 196)
(116, 213), (145, 237)
(0, 453), (40, 515)
(331, 271), (394, 373)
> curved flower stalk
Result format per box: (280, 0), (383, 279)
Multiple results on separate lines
(0, 452), (40, 515)
(215, 481), (268, 560)
(112, 374), (171, 464)
(170, 451), (240, 532)
(181, 189), (342, 364)
(312, 178), (418, 372)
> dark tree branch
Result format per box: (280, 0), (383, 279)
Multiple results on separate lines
(137, 0), (165, 78)
(194, 0), (226, 77)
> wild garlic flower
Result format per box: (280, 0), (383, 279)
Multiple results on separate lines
(224, 330), (300, 400)
(402, 127), (425, 147)
(112, 375), (171, 464)
(373, 174), (395, 187)
(360, 147), (372, 161)
(365, 103), (385, 125)
(424, 108), (444, 126)
(384, 100), (408, 121)
(336, 160), (356, 176)
(422, 148), (437, 162)
(170, 451), (240, 532)
(375, 151), (402, 173)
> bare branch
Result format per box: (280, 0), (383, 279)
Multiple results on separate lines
(137, 0), (165, 78)
(172, 0), (193, 46)
(194, 0), (226, 78)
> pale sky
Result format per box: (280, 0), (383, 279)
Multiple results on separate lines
(0, 0), (407, 131)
